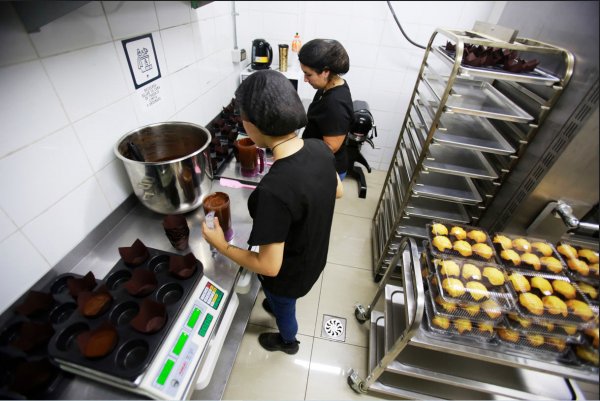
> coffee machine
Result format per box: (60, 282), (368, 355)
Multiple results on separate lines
(251, 39), (272, 70)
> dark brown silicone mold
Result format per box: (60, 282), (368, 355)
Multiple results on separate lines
(15, 291), (54, 316)
(118, 239), (149, 266)
(169, 253), (199, 279)
(124, 269), (157, 297)
(9, 321), (55, 352)
(67, 271), (96, 299)
(76, 321), (118, 358)
(130, 299), (166, 334)
(163, 215), (190, 251)
(77, 285), (113, 317)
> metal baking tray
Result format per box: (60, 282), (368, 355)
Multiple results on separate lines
(422, 74), (534, 123)
(414, 98), (516, 155)
(394, 215), (429, 239)
(432, 46), (561, 87)
(424, 144), (499, 180)
(412, 170), (483, 205)
(406, 196), (470, 223)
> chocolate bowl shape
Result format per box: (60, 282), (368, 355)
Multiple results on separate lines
(47, 246), (204, 381)
(119, 238), (150, 266)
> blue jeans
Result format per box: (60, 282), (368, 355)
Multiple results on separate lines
(338, 171), (347, 181)
(263, 288), (298, 343)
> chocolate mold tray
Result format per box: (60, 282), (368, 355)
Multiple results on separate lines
(427, 221), (496, 262)
(494, 326), (571, 357)
(503, 313), (583, 343)
(431, 255), (514, 309)
(427, 274), (505, 324)
(423, 292), (496, 343)
(47, 247), (204, 381)
(505, 269), (596, 328)
(492, 232), (567, 276)
(555, 241), (599, 285)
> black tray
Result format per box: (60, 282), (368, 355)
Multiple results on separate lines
(47, 247), (204, 382)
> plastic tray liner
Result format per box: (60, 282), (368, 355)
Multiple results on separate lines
(503, 313), (583, 344)
(427, 273), (505, 325)
(47, 247), (204, 382)
(555, 241), (599, 286)
(0, 274), (91, 399)
(494, 325), (572, 358)
(431, 254), (514, 310)
(492, 232), (568, 276)
(427, 221), (497, 262)
(423, 291), (496, 342)
(505, 269), (596, 329)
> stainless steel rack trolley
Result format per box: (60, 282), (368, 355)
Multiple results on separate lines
(371, 27), (575, 281)
(348, 237), (598, 399)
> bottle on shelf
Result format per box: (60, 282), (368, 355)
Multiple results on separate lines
(290, 32), (302, 68)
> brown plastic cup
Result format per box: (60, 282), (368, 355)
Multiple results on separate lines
(234, 138), (264, 177)
(202, 192), (233, 241)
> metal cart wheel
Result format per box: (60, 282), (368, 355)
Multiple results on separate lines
(354, 304), (369, 324)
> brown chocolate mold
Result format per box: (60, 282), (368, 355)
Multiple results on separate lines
(67, 271), (96, 299)
(76, 321), (118, 358)
(130, 299), (167, 334)
(9, 357), (59, 398)
(9, 321), (55, 352)
(118, 239), (149, 266)
(162, 215), (190, 251)
(124, 269), (157, 297)
(77, 285), (113, 318)
(169, 253), (200, 279)
(15, 290), (54, 316)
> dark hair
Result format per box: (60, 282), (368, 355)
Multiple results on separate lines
(298, 39), (350, 75)
(235, 70), (307, 136)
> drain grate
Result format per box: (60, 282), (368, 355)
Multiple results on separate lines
(321, 314), (346, 342)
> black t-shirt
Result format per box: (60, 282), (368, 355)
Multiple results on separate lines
(247, 139), (337, 298)
(303, 81), (353, 173)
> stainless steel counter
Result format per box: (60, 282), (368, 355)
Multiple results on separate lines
(49, 181), (260, 400)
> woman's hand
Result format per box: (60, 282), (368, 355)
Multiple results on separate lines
(202, 216), (227, 252)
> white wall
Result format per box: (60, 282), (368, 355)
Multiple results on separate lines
(0, 0), (503, 312)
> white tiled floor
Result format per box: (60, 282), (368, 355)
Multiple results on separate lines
(222, 169), (388, 400)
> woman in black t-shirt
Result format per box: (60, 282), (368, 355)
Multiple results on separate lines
(202, 70), (343, 355)
(299, 39), (353, 179)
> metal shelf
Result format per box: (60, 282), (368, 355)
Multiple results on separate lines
(424, 144), (498, 180)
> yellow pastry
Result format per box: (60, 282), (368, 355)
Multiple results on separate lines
(531, 241), (553, 257)
(472, 243), (494, 259)
(482, 266), (505, 286)
(461, 263), (481, 280)
(539, 321), (555, 332)
(561, 324), (578, 336)
(501, 249), (521, 266)
(467, 229), (487, 243)
(530, 276), (553, 296)
(578, 249), (599, 264)
(583, 327), (599, 348)
(432, 315), (450, 330)
(453, 240), (472, 257)
(493, 235), (512, 250)
(548, 337), (567, 352)
(466, 281), (490, 301)
(589, 263), (599, 276)
(432, 235), (452, 252)
(512, 238), (531, 252)
(509, 272), (531, 292)
(450, 226), (467, 240)
(566, 299), (594, 321)
(557, 243), (578, 260)
(498, 328), (520, 343)
(454, 319), (472, 334)
(525, 333), (545, 347)
(540, 256), (564, 274)
(519, 292), (544, 315)
(552, 280), (577, 300)
(575, 346), (599, 365)
(542, 295), (568, 317)
(462, 303), (480, 316)
(442, 278), (466, 298)
(435, 295), (457, 313)
(508, 313), (531, 328)
(521, 252), (541, 271)
(431, 223), (448, 236)
(567, 258), (589, 276)
(478, 322), (494, 335)
(440, 260), (461, 277)
(577, 282), (598, 300)
(481, 299), (502, 319)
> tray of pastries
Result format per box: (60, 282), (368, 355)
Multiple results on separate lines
(505, 269), (597, 328)
(503, 313), (582, 343)
(555, 241), (599, 284)
(574, 280), (599, 307)
(572, 326), (599, 367)
(492, 233), (567, 275)
(424, 291), (496, 342)
(430, 255), (514, 309)
(495, 325), (571, 357)
(428, 221), (496, 262)
(427, 275), (504, 324)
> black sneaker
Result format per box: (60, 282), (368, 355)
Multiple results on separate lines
(262, 298), (274, 316)
(258, 332), (300, 355)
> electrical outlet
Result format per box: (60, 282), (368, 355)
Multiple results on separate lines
(232, 48), (246, 63)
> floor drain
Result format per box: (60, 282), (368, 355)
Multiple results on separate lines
(321, 314), (346, 342)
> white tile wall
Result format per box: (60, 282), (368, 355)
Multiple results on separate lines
(0, 0), (504, 313)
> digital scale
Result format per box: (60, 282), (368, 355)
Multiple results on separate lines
(53, 275), (237, 400)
